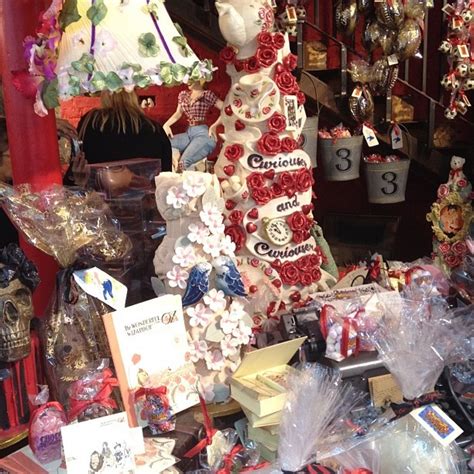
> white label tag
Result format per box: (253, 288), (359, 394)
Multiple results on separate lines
(363, 124), (379, 147)
(442, 4), (455, 15)
(73, 267), (127, 310)
(411, 405), (463, 446)
(391, 124), (403, 150)
(387, 54), (398, 66)
(457, 44), (470, 58)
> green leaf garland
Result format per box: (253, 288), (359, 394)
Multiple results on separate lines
(138, 33), (160, 57)
(71, 53), (96, 74)
(58, 0), (81, 31)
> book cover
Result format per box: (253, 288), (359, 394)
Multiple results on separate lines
(103, 295), (199, 427)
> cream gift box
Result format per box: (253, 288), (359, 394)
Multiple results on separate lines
(243, 407), (281, 429)
(230, 338), (305, 417)
(248, 425), (279, 451)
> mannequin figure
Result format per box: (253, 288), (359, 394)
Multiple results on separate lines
(163, 81), (223, 170)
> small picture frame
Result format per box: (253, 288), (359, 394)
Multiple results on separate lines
(457, 44), (470, 58)
(283, 95), (298, 131)
(286, 6), (297, 25)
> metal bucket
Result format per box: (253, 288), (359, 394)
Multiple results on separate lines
(365, 159), (411, 204)
(319, 135), (363, 181)
(301, 116), (319, 168)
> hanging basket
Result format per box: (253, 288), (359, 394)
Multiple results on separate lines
(319, 136), (363, 181)
(365, 159), (411, 204)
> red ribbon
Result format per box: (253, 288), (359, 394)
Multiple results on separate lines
(343, 470), (373, 474)
(68, 370), (118, 421)
(134, 386), (169, 410)
(319, 304), (335, 340)
(184, 395), (217, 458)
(341, 317), (360, 359)
(391, 392), (443, 419)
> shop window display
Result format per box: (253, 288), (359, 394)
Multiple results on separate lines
(0, 0), (472, 472)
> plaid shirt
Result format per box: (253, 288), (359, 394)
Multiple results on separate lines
(178, 90), (218, 125)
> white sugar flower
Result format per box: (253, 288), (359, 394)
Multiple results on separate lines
(183, 174), (207, 198)
(166, 265), (189, 289)
(186, 303), (213, 328)
(207, 220), (226, 236)
(188, 339), (208, 363)
(220, 235), (236, 256)
(220, 310), (238, 335)
(166, 185), (190, 209)
(220, 335), (239, 358)
(232, 320), (252, 346)
(200, 203), (223, 227)
(172, 245), (197, 268)
(188, 223), (210, 244)
(229, 300), (245, 320)
(203, 289), (227, 313)
(202, 234), (223, 258)
(95, 30), (117, 55)
(205, 349), (225, 371)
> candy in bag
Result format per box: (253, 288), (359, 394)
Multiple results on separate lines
(134, 386), (176, 435)
(28, 385), (68, 464)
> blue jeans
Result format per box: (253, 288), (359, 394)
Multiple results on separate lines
(170, 125), (216, 169)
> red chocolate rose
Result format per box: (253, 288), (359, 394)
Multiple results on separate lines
(283, 53), (298, 71)
(300, 272), (313, 287)
(256, 46), (278, 68)
(228, 210), (244, 225)
(437, 184), (449, 200)
(452, 240), (467, 256)
(295, 168), (314, 192)
(272, 32), (285, 50)
(247, 172), (266, 189)
(297, 91), (306, 105)
(270, 183), (284, 198)
(438, 242), (451, 255)
(457, 178), (468, 188)
(287, 211), (307, 231)
(224, 144), (244, 162)
(299, 255), (312, 271)
(314, 248), (326, 265)
(268, 112), (287, 133)
(310, 253), (321, 267)
(219, 46), (236, 64)
(275, 70), (298, 95)
(279, 262), (300, 286)
(292, 231), (306, 244)
(445, 254), (462, 268)
(278, 171), (295, 189)
(281, 137), (298, 153)
(245, 57), (261, 73)
(225, 225), (246, 252)
(252, 187), (273, 205)
(257, 32), (273, 47)
(310, 267), (321, 282)
(257, 132), (281, 156)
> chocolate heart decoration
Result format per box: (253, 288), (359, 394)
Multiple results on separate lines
(246, 223), (257, 233)
(275, 63), (285, 73)
(302, 204), (313, 215)
(223, 165), (235, 176)
(235, 120), (246, 131)
(272, 279), (282, 288)
(249, 285), (258, 294)
(264, 169), (275, 180)
(271, 259), (282, 269)
(264, 268), (273, 276)
(250, 258), (259, 267)
(248, 208), (259, 219)
(225, 105), (233, 116)
(225, 200), (237, 210)
(241, 191), (249, 200)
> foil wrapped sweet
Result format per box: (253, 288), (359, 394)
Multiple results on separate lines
(335, 0), (358, 36)
(364, 154), (401, 163)
(394, 19), (422, 61)
(370, 59), (399, 96)
(375, 0), (405, 29)
(318, 125), (353, 139)
(358, 0), (373, 15)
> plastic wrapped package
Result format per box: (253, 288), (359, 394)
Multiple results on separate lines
(0, 184), (132, 405)
(254, 365), (365, 473)
(67, 360), (118, 422)
(393, 19), (422, 61)
(370, 59), (398, 96)
(28, 385), (68, 464)
(348, 60), (374, 124)
(134, 386), (176, 435)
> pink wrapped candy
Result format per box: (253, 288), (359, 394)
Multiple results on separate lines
(318, 124), (352, 140)
(364, 153), (401, 163)
(29, 386), (68, 464)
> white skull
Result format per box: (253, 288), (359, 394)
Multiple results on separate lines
(469, 63), (474, 78)
(439, 40), (452, 54)
(465, 79), (474, 90)
(456, 63), (469, 77)
(445, 108), (457, 119)
(461, 9), (473, 23)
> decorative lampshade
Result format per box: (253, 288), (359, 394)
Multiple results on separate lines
(25, 0), (214, 115)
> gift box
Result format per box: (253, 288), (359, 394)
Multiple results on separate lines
(243, 407), (281, 429)
(230, 338), (305, 418)
(304, 41), (327, 70)
(248, 425), (279, 451)
(255, 441), (277, 463)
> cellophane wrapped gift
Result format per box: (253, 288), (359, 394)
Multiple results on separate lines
(67, 359), (119, 422)
(254, 365), (365, 473)
(367, 280), (469, 404)
(0, 184), (132, 405)
(28, 385), (68, 464)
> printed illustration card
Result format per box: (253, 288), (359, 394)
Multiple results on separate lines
(411, 404), (463, 446)
(103, 295), (199, 427)
(61, 412), (135, 474)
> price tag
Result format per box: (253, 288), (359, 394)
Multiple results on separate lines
(457, 44), (470, 58)
(452, 17), (463, 29)
(363, 124), (379, 147)
(286, 6), (297, 24)
(351, 86), (363, 98)
(391, 124), (403, 150)
(387, 54), (399, 66)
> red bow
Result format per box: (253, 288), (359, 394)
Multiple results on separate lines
(68, 370), (118, 421)
(134, 386), (169, 409)
(184, 395), (217, 458)
(450, 168), (462, 179)
(391, 392), (443, 419)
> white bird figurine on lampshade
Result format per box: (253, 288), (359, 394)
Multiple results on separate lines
(25, 0), (215, 115)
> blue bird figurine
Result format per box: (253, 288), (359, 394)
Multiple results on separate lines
(182, 262), (212, 307)
(213, 256), (247, 297)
